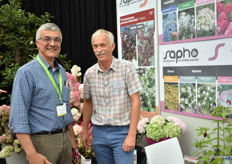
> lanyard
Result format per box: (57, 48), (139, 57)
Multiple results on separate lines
(36, 56), (63, 101)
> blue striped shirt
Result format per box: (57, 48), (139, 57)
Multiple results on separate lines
(9, 54), (73, 134)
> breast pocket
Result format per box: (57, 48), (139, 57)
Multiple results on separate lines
(111, 87), (126, 96)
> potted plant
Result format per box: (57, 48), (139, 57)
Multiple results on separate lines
(193, 106), (232, 164)
(144, 115), (187, 145)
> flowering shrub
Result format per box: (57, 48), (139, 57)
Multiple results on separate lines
(138, 68), (156, 112)
(178, 9), (195, 40)
(164, 83), (179, 110)
(162, 12), (178, 42)
(196, 5), (215, 37)
(0, 105), (22, 158)
(66, 65), (94, 164)
(217, 1), (232, 35)
(145, 115), (187, 141)
(137, 22), (155, 66)
(197, 84), (216, 115)
(180, 83), (196, 112)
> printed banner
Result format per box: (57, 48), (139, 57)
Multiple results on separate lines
(158, 0), (232, 45)
(159, 37), (232, 119)
(116, 0), (158, 113)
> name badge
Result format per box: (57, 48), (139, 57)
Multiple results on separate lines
(56, 103), (67, 117)
(112, 80), (125, 89)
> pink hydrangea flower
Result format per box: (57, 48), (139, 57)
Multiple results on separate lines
(166, 116), (187, 133)
(137, 117), (150, 134)
(225, 22), (232, 34)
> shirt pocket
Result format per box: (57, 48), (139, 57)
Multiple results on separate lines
(111, 87), (126, 96)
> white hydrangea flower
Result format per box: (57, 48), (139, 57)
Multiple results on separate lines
(71, 65), (81, 77)
(71, 108), (78, 116)
(197, 7), (215, 32)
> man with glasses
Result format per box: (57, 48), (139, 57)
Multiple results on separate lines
(10, 23), (77, 164)
(81, 29), (142, 164)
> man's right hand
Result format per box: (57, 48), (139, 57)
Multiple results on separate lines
(81, 129), (92, 149)
(28, 152), (52, 164)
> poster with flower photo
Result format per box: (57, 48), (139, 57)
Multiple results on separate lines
(179, 80), (196, 113)
(163, 12), (178, 42)
(116, 0), (159, 114)
(158, 0), (232, 119)
(217, 76), (232, 118)
(197, 78), (217, 115)
(161, 0), (178, 42)
(158, 0), (232, 45)
(196, 1), (215, 38)
(159, 37), (232, 119)
(216, 0), (232, 35)
(120, 9), (155, 67)
(164, 82), (179, 111)
(137, 67), (156, 112)
(178, 1), (195, 40)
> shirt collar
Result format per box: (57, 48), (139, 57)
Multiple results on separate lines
(37, 54), (60, 70)
(97, 56), (116, 73)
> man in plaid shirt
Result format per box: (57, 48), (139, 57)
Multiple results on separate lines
(81, 29), (142, 164)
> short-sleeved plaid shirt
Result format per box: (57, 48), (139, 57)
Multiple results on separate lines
(82, 57), (142, 126)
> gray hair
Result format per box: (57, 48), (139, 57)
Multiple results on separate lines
(91, 29), (114, 46)
(36, 23), (62, 41)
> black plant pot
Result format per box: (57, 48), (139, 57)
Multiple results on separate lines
(135, 146), (146, 164)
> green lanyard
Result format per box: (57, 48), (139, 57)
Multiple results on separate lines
(36, 56), (63, 101)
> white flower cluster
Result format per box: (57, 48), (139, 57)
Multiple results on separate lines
(178, 11), (195, 39)
(197, 7), (215, 32)
(0, 145), (13, 158)
(71, 65), (82, 77)
(71, 108), (81, 122)
(73, 124), (83, 136)
(150, 115), (165, 125)
(179, 12), (192, 30)
(180, 83), (196, 110)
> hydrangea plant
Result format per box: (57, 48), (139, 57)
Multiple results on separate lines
(0, 105), (22, 158)
(145, 115), (187, 141)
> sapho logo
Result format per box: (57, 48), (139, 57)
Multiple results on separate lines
(208, 43), (225, 61)
(163, 48), (198, 63)
(118, 0), (147, 7)
(140, 0), (148, 7)
(119, 0), (133, 6)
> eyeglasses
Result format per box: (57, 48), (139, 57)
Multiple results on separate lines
(38, 36), (62, 44)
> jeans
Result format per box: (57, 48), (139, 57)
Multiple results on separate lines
(92, 125), (134, 164)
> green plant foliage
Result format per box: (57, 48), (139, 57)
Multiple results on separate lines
(193, 106), (232, 164)
(0, 0), (71, 103)
(0, 0), (51, 87)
